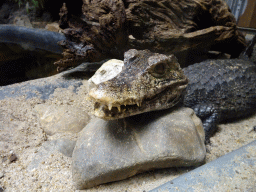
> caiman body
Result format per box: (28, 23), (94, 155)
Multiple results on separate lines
(183, 59), (256, 139)
(89, 49), (256, 140)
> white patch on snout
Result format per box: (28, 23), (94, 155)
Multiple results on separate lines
(88, 59), (124, 90)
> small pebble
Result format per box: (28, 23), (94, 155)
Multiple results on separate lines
(0, 172), (4, 179)
(248, 126), (256, 133)
(0, 186), (3, 192)
(2, 157), (7, 163)
(8, 151), (18, 163)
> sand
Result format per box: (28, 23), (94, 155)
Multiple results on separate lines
(0, 79), (255, 192)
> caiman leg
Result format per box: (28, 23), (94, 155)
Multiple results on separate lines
(192, 103), (221, 143)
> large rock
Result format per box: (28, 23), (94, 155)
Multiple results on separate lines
(72, 107), (206, 189)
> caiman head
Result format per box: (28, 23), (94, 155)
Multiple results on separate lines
(88, 49), (188, 120)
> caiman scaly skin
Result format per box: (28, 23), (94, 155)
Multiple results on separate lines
(89, 49), (256, 141)
(183, 59), (256, 141)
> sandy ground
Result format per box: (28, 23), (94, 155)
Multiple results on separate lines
(0, 78), (255, 192)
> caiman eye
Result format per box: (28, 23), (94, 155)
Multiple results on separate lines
(150, 62), (167, 78)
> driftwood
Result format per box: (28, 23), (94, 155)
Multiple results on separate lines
(55, 0), (246, 71)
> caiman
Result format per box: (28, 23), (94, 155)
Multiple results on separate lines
(88, 49), (256, 142)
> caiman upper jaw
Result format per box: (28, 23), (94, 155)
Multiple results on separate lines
(92, 100), (143, 120)
(89, 80), (188, 120)
(88, 89), (144, 120)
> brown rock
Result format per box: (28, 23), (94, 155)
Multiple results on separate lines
(12, 15), (33, 28)
(34, 104), (91, 135)
(45, 22), (61, 32)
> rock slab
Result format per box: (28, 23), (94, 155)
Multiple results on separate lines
(72, 107), (206, 189)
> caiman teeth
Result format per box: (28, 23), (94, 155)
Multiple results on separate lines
(93, 99), (144, 115)
(108, 104), (112, 111)
(107, 103), (121, 111)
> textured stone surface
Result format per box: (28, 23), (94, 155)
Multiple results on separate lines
(55, 139), (77, 158)
(72, 107), (206, 189)
(34, 104), (90, 135)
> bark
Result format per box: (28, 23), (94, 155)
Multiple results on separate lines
(56, 1), (127, 71)
(55, 0), (246, 71)
(126, 0), (245, 56)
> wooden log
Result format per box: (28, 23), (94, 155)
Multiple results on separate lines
(55, 0), (246, 71)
